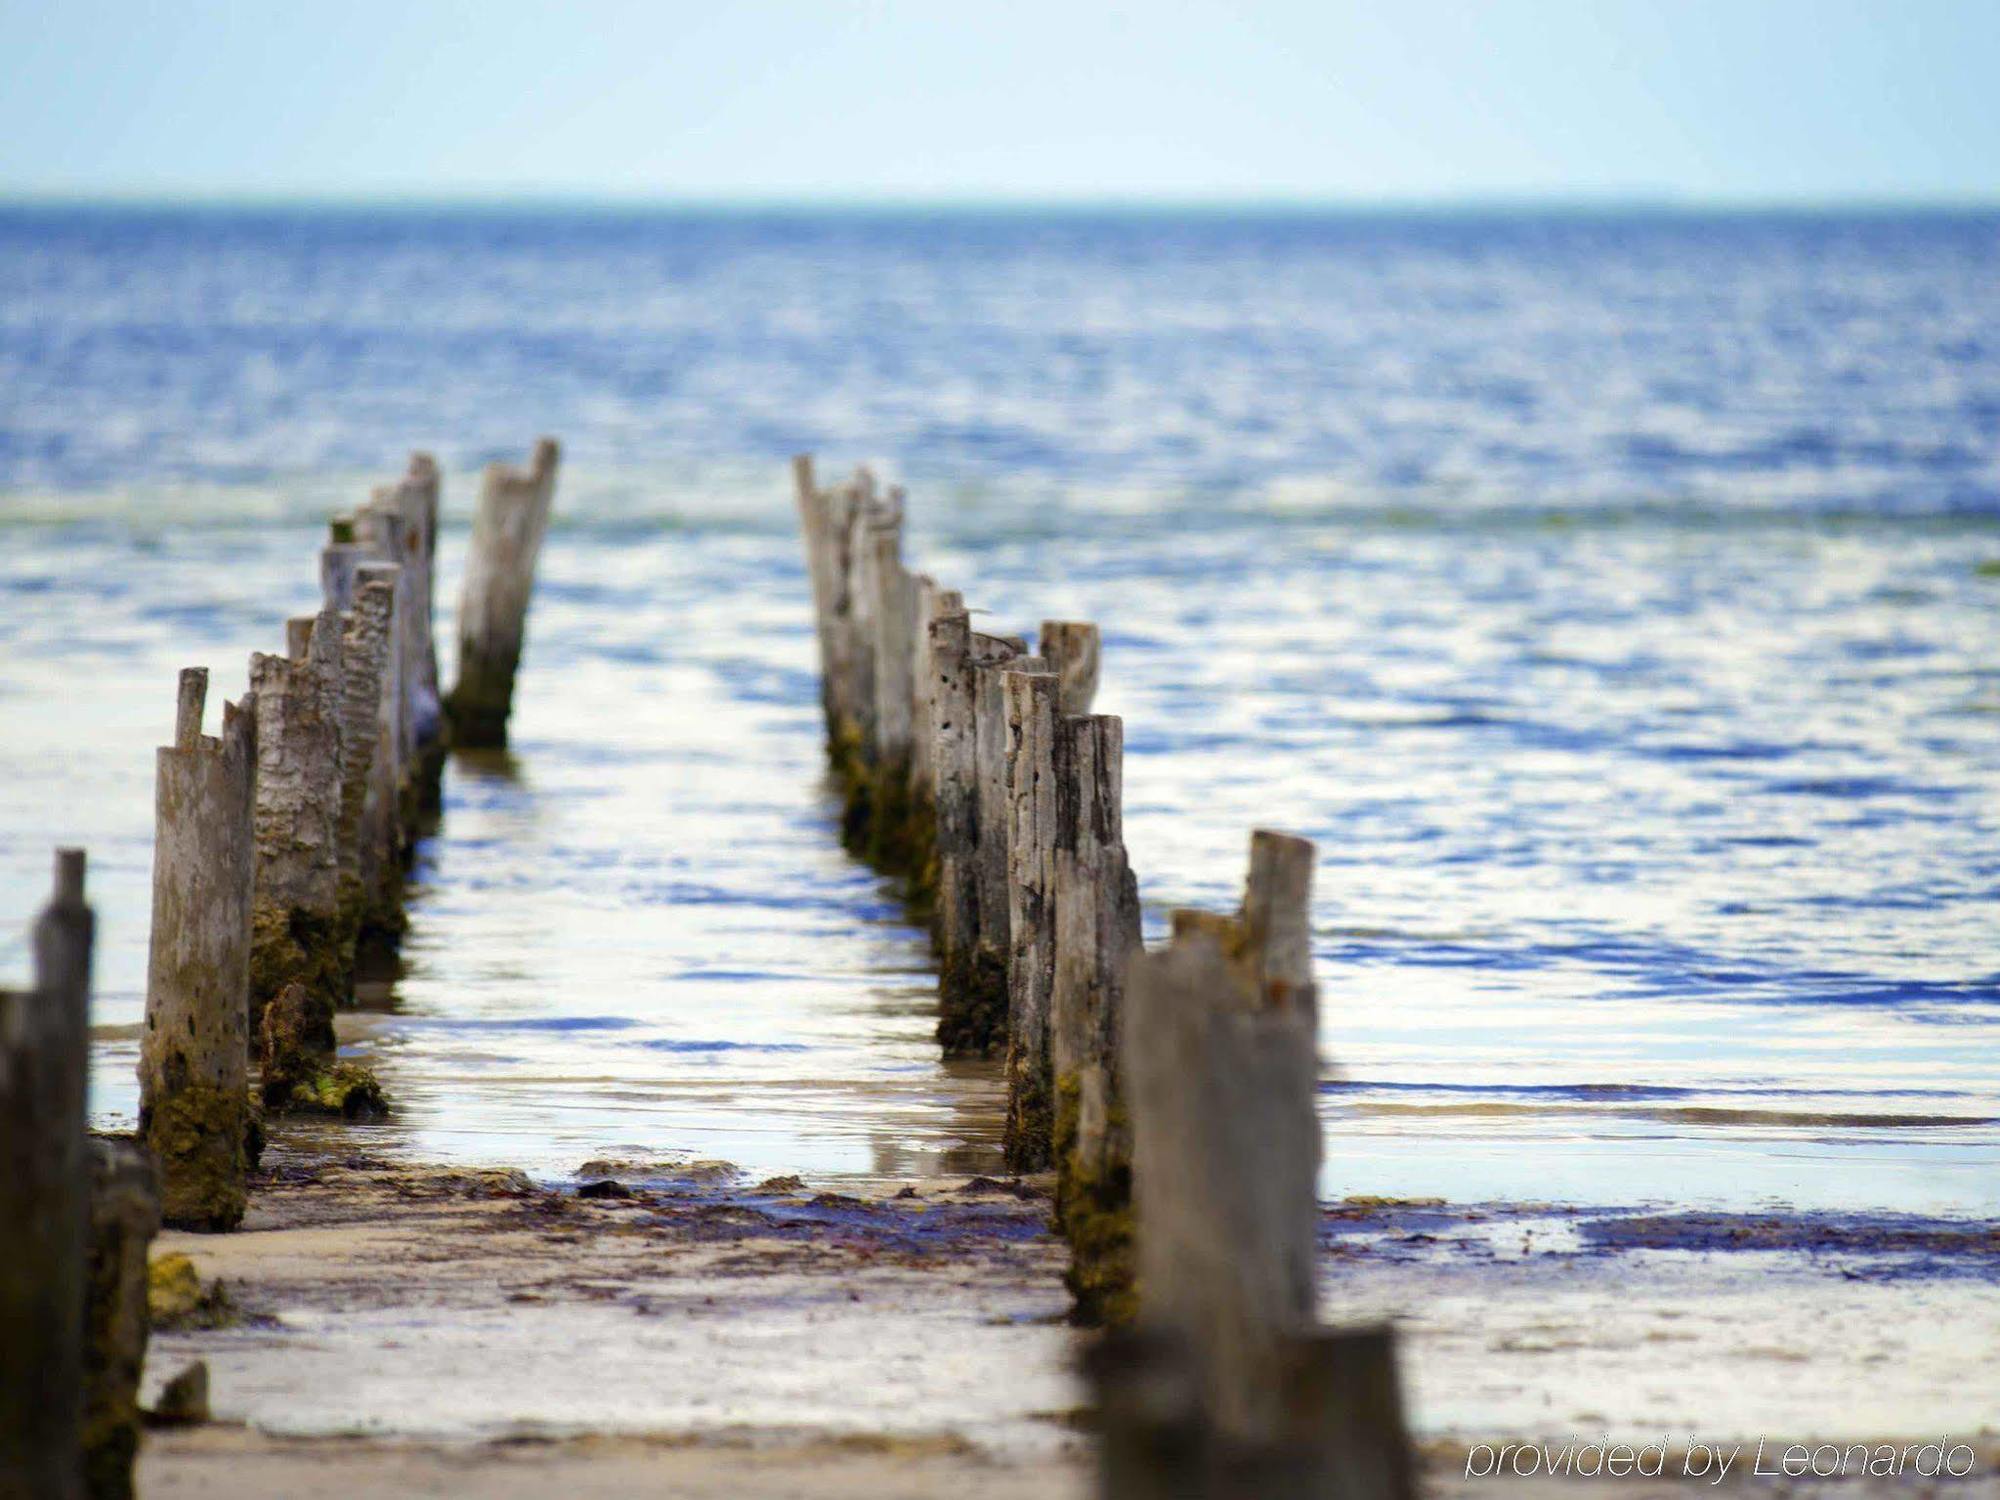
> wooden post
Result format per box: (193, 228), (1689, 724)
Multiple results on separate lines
(905, 578), (959, 908)
(1242, 831), (1317, 1021)
(809, 473), (867, 770)
(1053, 712), (1143, 1324)
(357, 454), (443, 755)
(83, 1141), (160, 1500)
(449, 437), (559, 748)
(865, 509), (918, 869)
(320, 534), (391, 961)
(929, 605), (981, 1046)
(141, 669), (255, 1230)
(909, 579), (958, 820)
(1123, 838), (1322, 1446)
(793, 454), (848, 740)
(953, 635), (1029, 1058)
(0, 848), (94, 1500)
(1039, 620), (1102, 715)
(248, 614), (347, 1036)
(1003, 665), (1059, 1171)
(352, 564), (406, 949)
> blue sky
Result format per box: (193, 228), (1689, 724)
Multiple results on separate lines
(2, 1), (1995, 202)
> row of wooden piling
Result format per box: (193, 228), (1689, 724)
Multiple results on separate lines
(794, 457), (1411, 1497)
(0, 442), (558, 1499)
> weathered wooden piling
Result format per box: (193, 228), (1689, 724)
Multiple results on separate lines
(865, 505), (920, 869)
(905, 577), (960, 907)
(140, 669), (256, 1230)
(248, 615), (348, 1031)
(1242, 829), (1318, 1020)
(449, 437), (560, 748)
(355, 454), (446, 820)
(928, 605), (981, 1032)
(1002, 664), (1059, 1171)
(1105, 830), (1412, 1496)
(351, 563), (408, 947)
(1124, 834), (1321, 1444)
(1039, 620), (1102, 715)
(83, 1141), (160, 1500)
(950, 635), (1030, 1057)
(319, 539), (395, 961)
(0, 849), (94, 1500)
(1052, 712), (1143, 1324)
(794, 460), (867, 763)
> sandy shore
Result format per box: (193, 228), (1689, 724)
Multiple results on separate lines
(132, 1148), (2000, 1496)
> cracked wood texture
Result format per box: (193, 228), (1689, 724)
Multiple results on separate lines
(141, 670), (255, 1231)
(1003, 666), (1059, 1171)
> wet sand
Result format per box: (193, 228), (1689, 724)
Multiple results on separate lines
(131, 1144), (2000, 1496)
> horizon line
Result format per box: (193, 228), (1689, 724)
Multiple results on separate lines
(4, 186), (1999, 215)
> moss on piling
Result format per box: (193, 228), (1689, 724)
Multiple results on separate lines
(141, 1084), (248, 1233)
(249, 904), (348, 1033)
(257, 981), (388, 1118)
(936, 950), (1009, 1059)
(147, 1254), (236, 1332)
(283, 1062), (389, 1119)
(863, 755), (917, 873)
(1004, 1058), (1055, 1175)
(1053, 1073), (1137, 1329)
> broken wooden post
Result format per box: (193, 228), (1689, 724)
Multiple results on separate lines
(351, 564), (406, 949)
(905, 577), (960, 909)
(1242, 830), (1317, 1021)
(1107, 829), (1411, 1496)
(248, 614), (347, 1037)
(140, 669), (255, 1230)
(865, 507), (918, 869)
(951, 634), (1029, 1058)
(355, 455), (444, 819)
(1052, 712), (1143, 1325)
(793, 454), (852, 743)
(826, 470), (888, 849)
(83, 1141), (160, 1500)
(1040, 620), (1102, 715)
(449, 437), (559, 748)
(1124, 835), (1321, 1445)
(1003, 664), (1059, 1171)
(0, 848), (94, 1500)
(319, 534), (393, 966)
(929, 604), (982, 1046)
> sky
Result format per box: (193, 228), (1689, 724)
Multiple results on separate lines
(0, 1), (1995, 204)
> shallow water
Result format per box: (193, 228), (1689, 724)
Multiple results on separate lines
(2, 206), (1996, 1213)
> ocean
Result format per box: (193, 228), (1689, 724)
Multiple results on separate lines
(2, 203), (1996, 1212)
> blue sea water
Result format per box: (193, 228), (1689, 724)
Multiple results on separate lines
(1, 204), (1996, 1211)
